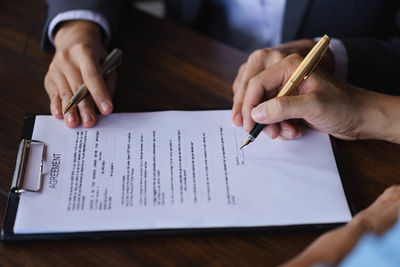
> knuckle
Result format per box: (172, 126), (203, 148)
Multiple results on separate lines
(77, 100), (89, 110)
(239, 63), (246, 72)
(286, 53), (303, 66)
(82, 66), (100, 79)
(70, 83), (80, 93)
(44, 75), (54, 91)
(249, 49), (269, 62)
(60, 91), (70, 99)
(233, 83), (242, 94)
(232, 83), (238, 93)
(270, 50), (285, 61)
(247, 76), (258, 89)
(233, 82), (244, 94)
(44, 74), (51, 87)
(75, 43), (92, 54)
(233, 94), (243, 105)
(57, 49), (70, 62)
(384, 185), (400, 194)
(264, 50), (286, 67)
(275, 97), (289, 114)
(308, 91), (324, 115)
(48, 61), (57, 72)
(241, 105), (248, 116)
(48, 92), (59, 101)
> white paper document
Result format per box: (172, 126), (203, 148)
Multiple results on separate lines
(14, 111), (352, 234)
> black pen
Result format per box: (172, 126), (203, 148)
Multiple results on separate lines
(240, 35), (330, 149)
(240, 123), (265, 149)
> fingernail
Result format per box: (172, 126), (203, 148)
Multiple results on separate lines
(66, 113), (75, 124)
(251, 105), (267, 121)
(101, 101), (112, 114)
(82, 113), (92, 124)
(53, 107), (60, 117)
(234, 113), (242, 123)
(265, 127), (274, 139)
(295, 131), (302, 139)
(281, 128), (292, 139)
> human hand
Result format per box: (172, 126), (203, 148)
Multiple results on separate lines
(281, 185), (400, 267)
(353, 185), (400, 235)
(44, 20), (116, 128)
(232, 39), (334, 128)
(238, 53), (387, 141)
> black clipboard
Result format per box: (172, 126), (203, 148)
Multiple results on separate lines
(1, 114), (356, 241)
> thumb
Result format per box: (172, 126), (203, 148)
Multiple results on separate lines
(251, 95), (310, 124)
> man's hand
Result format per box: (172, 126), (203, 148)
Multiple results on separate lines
(234, 50), (400, 143)
(237, 53), (365, 140)
(44, 20), (116, 128)
(232, 39), (334, 133)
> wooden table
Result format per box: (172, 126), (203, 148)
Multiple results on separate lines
(1, 1), (399, 265)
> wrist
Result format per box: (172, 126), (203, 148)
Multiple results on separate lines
(348, 212), (373, 236)
(356, 88), (400, 143)
(54, 20), (103, 51)
(373, 94), (400, 144)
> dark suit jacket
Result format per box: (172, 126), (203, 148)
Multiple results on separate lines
(42, 0), (400, 94)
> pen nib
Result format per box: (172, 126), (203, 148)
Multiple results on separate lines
(240, 136), (251, 150)
(63, 102), (73, 115)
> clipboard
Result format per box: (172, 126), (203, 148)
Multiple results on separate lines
(1, 114), (356, 241)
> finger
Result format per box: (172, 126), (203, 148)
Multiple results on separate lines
(60, 63), (97, 127)
(279, 121), (302, 140)
(60, 61), (84, 92)
(52, 70), (80, 128)
(233, 50), (272, 127)
(232, 63), (246, 125)
(78, 47), (113, 115)
(232, 86), (246, 126)
(50, 94), (63, 119)
(44, 76), (63, 119)
(251, 94), (311, 125)
(263, 123), (280, 139)
(77, 97), (97, 128)
(241, 69), (285, 131)
(236, 50), (286, 129)
(232, 63), (246, 94)
(243, 54), (304, 130)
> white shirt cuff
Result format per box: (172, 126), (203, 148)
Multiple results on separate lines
(314, 37), (348, 80)
(48, 10), (111, 47)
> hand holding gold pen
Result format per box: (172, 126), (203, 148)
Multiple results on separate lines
(240, 35), (331, 149)
(63, 48), (123, 114)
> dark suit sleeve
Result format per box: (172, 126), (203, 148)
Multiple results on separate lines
(341, 35), (400, 95)
(337, 8), (400, 95)
(41, 0), (123, 51)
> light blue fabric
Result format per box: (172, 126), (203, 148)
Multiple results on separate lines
(214, 0), (286, 51)
(339, 214), (400, 267)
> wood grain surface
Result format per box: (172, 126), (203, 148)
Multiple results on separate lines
(0, 1), (399, 266)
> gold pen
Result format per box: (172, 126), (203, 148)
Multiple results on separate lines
(63, 48), (123, 114)
(240, 35), (330, 149)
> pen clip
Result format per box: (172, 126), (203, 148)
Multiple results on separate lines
(105, 59), (123, 76)
(303, 45), (329, 80)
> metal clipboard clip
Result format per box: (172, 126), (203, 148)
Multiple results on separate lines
(11, 139), (46, 194)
